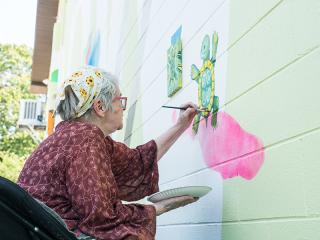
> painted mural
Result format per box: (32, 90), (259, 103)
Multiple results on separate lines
(191, 32), (219, 134)
(167, 26), (183, 97)
(188, 32), (265, 180)
(86, 31), (101, 66)
(171, 108), (265, 180)
(190, 112), (264, 179)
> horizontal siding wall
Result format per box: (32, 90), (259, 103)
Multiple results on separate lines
(117, 0), (230, 147)
(220, 0), (320, 238)
(113, 1), (230, 238)
(115, 0), (320, 239)
(53, 0), (320, 239)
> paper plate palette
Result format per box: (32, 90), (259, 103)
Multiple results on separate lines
(147, 186), (212, 203)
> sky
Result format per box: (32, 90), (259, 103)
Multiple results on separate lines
(0, 0), (37, 47)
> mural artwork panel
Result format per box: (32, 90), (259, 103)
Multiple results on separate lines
(167, 26), (183, 97)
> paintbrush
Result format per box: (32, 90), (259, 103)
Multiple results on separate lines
(162, 105), (209, 112)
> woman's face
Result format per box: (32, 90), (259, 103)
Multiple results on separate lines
(113, 92), (124, 130)
(104, 89), (124, 132)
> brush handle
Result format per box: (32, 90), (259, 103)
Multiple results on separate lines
(162, 105), (188, 110)
(162, 105), (208, 112)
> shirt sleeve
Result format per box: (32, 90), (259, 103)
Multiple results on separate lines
(66, 136), (156, 240)
(107, 138), (159, 202)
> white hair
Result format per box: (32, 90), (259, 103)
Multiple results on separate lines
(56, 70), (119, 121)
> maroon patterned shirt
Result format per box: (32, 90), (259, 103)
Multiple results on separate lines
(18, 120), (159, 240)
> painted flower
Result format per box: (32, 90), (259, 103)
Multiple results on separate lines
(95, 71), (102, 78)
(72, 71), (83, 78)
(86, 76), (94, 87)
(79, 87), (87, 98)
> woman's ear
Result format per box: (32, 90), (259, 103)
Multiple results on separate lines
(92, 100), (106, 117)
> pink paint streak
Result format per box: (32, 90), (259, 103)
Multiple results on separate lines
(193, 112), (264, 180)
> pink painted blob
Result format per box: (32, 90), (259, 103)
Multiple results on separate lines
(193, 112), (264, 180)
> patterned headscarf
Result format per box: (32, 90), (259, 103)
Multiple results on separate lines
(58, 66), (104, 117)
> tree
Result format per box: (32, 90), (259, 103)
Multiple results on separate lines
(0, 44), (43, 181)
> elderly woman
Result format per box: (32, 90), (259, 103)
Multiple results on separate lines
(17, 66), (198, 240)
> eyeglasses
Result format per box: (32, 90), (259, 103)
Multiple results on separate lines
(113, 96), (127, 110)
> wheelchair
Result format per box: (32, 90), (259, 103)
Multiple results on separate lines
(0, 176), (77, 240)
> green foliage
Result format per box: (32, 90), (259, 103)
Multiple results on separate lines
(0, 44), (35, 138)
(0, 44), (43, 182)
(0, 151), (26, 182)
(0, 131), (36, 157)
(0, 44), (32, 78)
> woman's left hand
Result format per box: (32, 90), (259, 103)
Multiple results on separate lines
(153, 195), (199, 216)
(176, 102), (198, 130)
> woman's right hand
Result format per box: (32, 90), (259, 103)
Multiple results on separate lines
(153, 195), (199, 216)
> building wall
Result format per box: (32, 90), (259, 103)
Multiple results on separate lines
(48, 0), (320, 239)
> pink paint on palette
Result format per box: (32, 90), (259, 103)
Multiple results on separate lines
(197, 111), (264, 180)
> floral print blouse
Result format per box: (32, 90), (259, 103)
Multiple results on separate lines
(18, 120), (159, 240)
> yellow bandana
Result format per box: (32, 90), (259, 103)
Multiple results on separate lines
(59, 66), (104, 117)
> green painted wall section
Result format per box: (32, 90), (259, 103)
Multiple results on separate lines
(222, 0), (320, 238)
